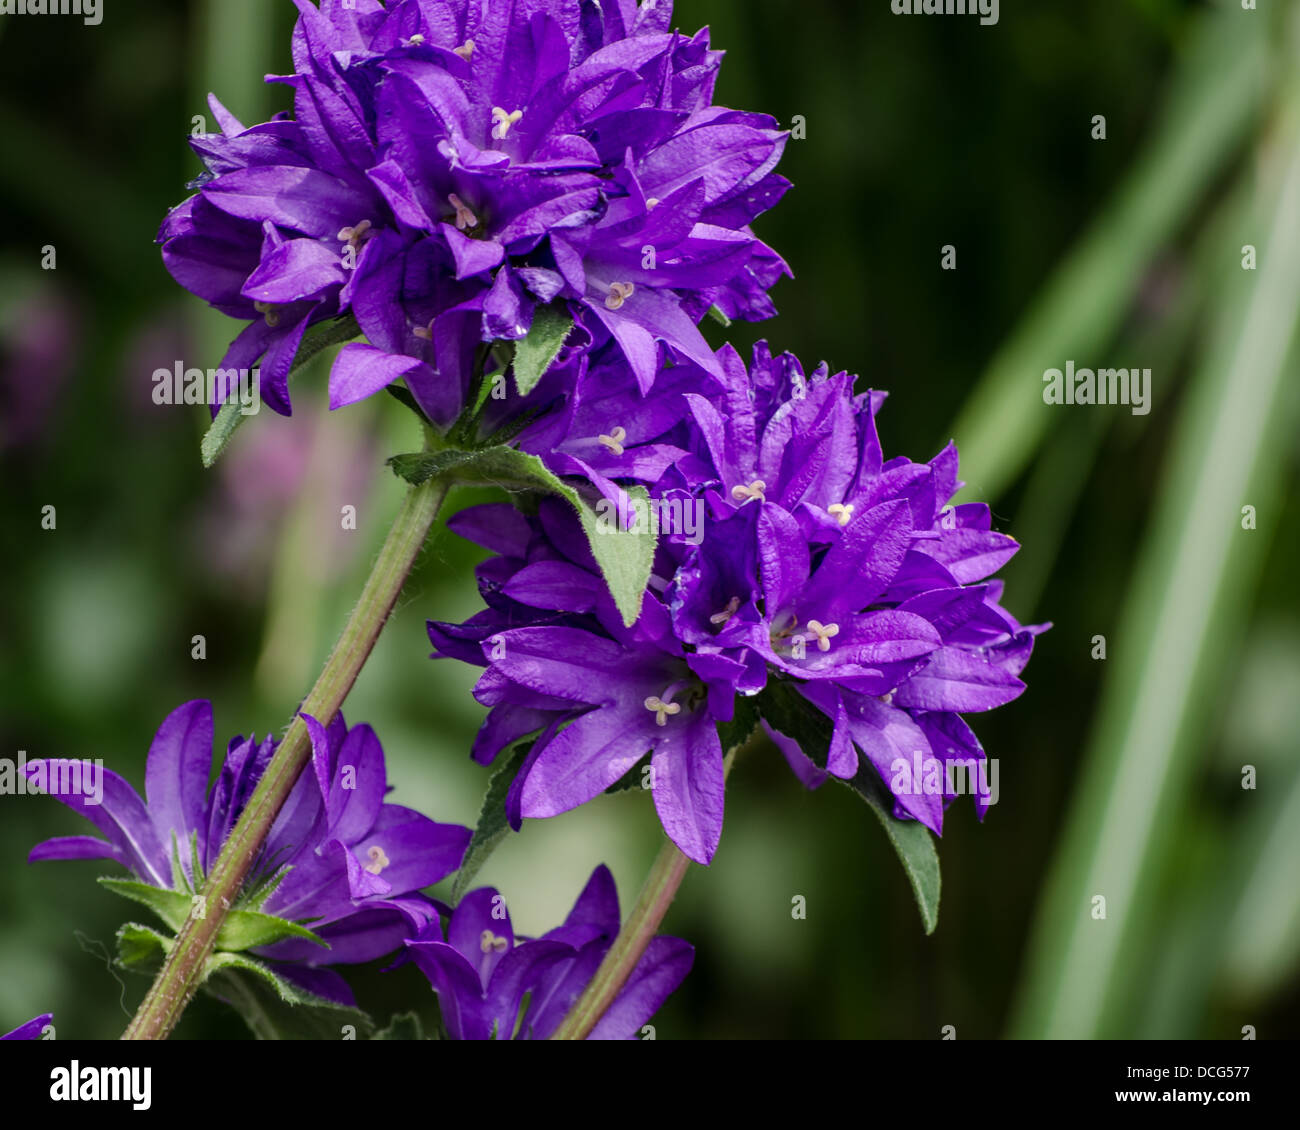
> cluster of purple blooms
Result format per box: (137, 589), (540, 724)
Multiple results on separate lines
(431, 342), (1044, 865)
(24, 702), (690, 1038)
(160, 0), (788, 419)
(11, 0), (1040, 1040)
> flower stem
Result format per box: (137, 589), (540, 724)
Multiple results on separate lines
(552, 738), (757, 1040)
(122, 471), (450, 1040)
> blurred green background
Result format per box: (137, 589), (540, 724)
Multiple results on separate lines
(2, 0), (1298, 1040)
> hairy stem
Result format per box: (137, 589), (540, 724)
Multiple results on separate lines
(552, 738), (757, 1040)
(122, 472), (450, 1040)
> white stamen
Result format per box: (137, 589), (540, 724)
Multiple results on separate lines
(597, 425), (627, 456)
(644, 694), (682, 727)
(479, 929), (509, 954)
(828, 502), (854, 526)
(646, 197), (660, 209)
(604, 281), (635, 310)
(491, 106), (523, 140)
(806, 619), (840, 652)
(453, 39), (475, 61)
(448, 193), (477, 231)
(730, 479), (766, 504)
(337, 219), (373, 249)
(710, 596), (741, 626)
(405, 33), (426, 47)
(363, 845), (390, 875)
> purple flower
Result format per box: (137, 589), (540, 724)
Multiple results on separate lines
(404, 864), (692, 1039)
(432, 341), (1045, 859)
(669, 343), (1047, 829)
(26, 701), (470, 1004)
(429, 496), (746, 864)
(1, 1014), (52, 1041)
(158, 0), (789, 418)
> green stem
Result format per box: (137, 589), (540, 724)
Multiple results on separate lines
(550, 833), (691, 1041)
(552, 737), (757, 1040)
(122, 472), (450, 1040)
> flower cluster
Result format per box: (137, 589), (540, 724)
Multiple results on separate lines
(159, 0), (788, 418)
(430, 342), (1045, 864)
(71, 0), (1046, 1042)
(26, 700), (470, 1004)
(403, 865), (692, 1039)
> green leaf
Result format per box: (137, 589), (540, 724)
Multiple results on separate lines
(99, 878), (194, 933)
(100, 877), (326, 951)
(115, 923), (172, 971)
(756, 680), (831, 769)
(706, 304), (732, 328)
(839, 770), (942, 936)
(203, 958), (374, 1041)
(387, 448), (482, 486)
(512, 304), (572, 396)
(199, 314), (362, 468)
(452, 739), (534, 903)
(374, 1011), (425, 1041)
(387, 445), (656, 626)
(215, 909), (328, 952)
(757, 680), (941, 934)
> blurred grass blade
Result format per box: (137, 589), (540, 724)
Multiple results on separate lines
(1010, 88), (1300, 1039)
(948, 6), (1266, 501)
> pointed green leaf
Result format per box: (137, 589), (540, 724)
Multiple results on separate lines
(203, 958), (373, 1040)
(839, 769), (941, 936)
(757, 679), (941, 934)
(512, 304), (572, 396)
(452, 739), (534, 903)
(387, 447), (482, 486)
(215, 909), (328, 952)
(200, 314), (362, 468)
(99, 878), (194, 933)
(386, 445), (656, 626)
(706, 304), (732, 327)
(115, 922), (172, 970)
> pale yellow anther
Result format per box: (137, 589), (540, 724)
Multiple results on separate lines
(405, 33), (426, 46)
(644, 695), (681, 727)
(828, 502), (854, 526)
(412, 319), (434, 341)
(646, 197), (660, 209)
(710, 596), (741, 626)
(363, 844), (390, 875)
(253, 300), (282, 328)
(453, 39), (475, 61)
(806, 620), (840, 652)
(730, 479), (766, 504)
(337, 219), (373, 249)
(479, 929), (509, 954)
(448, 193), (477, 231)
(604, 281), (635, 310)
(491, 106), (523, 140)
(597, 426), (627, 456)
